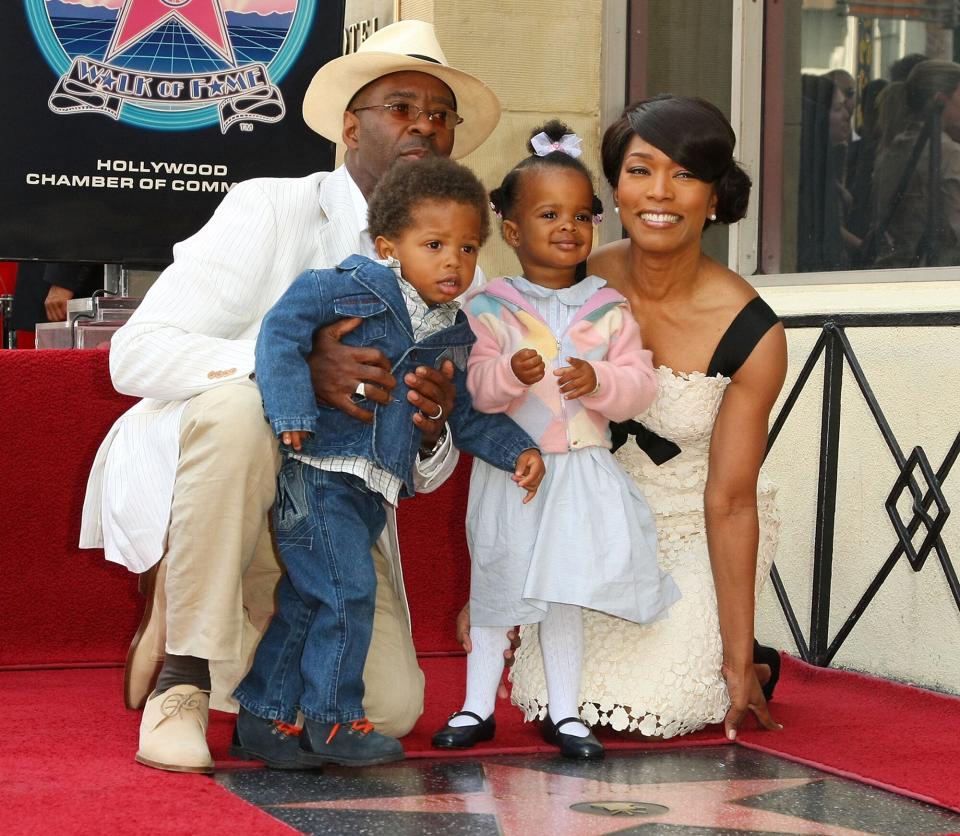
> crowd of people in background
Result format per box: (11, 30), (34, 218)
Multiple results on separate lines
(799, 51), (960, 272)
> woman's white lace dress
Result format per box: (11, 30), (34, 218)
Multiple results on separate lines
(509, 366), (779, 737)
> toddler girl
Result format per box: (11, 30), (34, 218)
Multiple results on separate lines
(432, 122), (680, 759)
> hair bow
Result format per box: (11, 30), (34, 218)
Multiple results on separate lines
(530, 131), (582, 158)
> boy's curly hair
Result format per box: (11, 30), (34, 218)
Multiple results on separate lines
(367, 156), (491, 245)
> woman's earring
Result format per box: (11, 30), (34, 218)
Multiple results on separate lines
(709, 212), (717, 221)
(614, 206), (620, 214)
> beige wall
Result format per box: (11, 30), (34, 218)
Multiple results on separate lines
(401, 1), (605, 278)
(757, 281), (960, 695)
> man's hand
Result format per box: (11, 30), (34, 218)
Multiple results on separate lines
(721, 661), (782, 740)
(555, 357), (598, 400)
(308, 317), (396, 423)
(511, 348), (545, 385)
(408, 360), (456, 448)
(456, 604), (520, 700)
(44, 285), (75, 322)
(513, 449), (545, 503)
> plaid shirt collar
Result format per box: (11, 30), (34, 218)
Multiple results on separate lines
(380, 258), (460, 340)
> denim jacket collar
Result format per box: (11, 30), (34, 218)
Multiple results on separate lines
(337, 255), (475, 348)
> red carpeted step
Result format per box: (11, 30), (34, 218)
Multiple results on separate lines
(397, 461), (473, 655)
(0, 348), (475, 671)
(0, 351), (141, 669)
(738, 654), (960, 814)
(0, 348), (479, 668)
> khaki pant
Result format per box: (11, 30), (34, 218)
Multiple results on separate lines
(162, 379), (424, 737)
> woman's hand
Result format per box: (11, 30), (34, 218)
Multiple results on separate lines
(408, 360), (456, 448)
(555, 357), (598, 400)
(456, 604), (520, 699)
(511, 349), (545, 385)
(721, 661), (782, 740)
(308, 318), (395, 422)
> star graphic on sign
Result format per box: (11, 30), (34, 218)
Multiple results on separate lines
(105, 0), (236, 66)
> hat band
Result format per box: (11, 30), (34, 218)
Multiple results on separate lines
(407, 53), (441, 64)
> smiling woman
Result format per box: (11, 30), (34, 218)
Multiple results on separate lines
(509, 95), (788, 741)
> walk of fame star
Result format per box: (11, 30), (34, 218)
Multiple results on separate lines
(266, 762), (881, 835)
(105, 0), (236, 66)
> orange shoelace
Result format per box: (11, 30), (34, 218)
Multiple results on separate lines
(324, 717), (375, 744)
(274, 720), (301, 737)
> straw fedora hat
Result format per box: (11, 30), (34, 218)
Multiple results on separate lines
(302, 20), (500, 159)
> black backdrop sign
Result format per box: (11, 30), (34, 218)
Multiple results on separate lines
(2, 1), (344, 266)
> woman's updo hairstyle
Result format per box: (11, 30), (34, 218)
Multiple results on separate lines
(878, 60), (960, 147)
(905, 59), (960, 115)
(489, 119), (603, 221)
(600, 94), (751, 225)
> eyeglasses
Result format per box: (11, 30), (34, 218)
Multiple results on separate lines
(351, 101), (463, 130)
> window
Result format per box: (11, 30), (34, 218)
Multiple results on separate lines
(625, 1), (734, 265)
(761, 0), (960, 279)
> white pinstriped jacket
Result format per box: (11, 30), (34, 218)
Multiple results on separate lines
(79, 166), (461, 619)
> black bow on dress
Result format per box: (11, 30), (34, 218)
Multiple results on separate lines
(610, 419), (681, 465)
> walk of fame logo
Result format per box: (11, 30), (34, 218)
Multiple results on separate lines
(26, 0), (315, 133)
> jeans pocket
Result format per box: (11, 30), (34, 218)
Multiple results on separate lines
(274, 460), (316, 548)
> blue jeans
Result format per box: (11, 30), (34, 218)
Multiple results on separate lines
(234, 459), (385, 724)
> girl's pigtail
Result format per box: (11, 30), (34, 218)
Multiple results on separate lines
(489, 187), (504, 220)
(591, 194), (604, 225)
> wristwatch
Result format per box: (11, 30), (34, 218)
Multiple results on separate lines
(418, 427), (448, 460)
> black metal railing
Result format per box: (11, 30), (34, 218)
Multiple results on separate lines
(765, 311), (960, 666)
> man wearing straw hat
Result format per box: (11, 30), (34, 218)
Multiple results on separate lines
(79, 20), (500, 773)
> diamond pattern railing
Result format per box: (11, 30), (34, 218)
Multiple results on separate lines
(764, 311), (960, 666)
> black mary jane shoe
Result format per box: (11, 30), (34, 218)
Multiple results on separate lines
(431, 711), (496, 749)
(754, 640), (782, 702)
(541, 715), (604, 760)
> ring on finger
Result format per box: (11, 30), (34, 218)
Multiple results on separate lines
(425, 403), (443, 420)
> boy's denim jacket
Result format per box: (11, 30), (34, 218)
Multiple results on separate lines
(255, 254), (538, 499)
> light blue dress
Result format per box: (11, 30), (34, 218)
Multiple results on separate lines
(466, 276), (680, 627)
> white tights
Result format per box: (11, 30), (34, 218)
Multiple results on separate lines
(450, 603), (589, 737)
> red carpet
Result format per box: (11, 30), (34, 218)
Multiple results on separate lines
(2, 653), (958, 835)
(0, 668), (295, 836)
(739, 655), (960, 814)
(2, 350), (959, 832)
